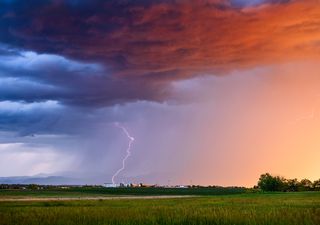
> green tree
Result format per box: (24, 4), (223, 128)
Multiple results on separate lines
(257, 173), (285, 191)
(28, 184), (39, 190)
(285, 178), (299, 192)
(299, 179), (313, 191)
(313, 179), (320, 191)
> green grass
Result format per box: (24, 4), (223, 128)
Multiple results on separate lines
(0, 192), (319, 225)
(0, 186), (247, 198)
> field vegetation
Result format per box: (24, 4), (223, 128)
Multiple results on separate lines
(0, 186), (247, 199)
(0, 192), (319, 225)
(0, 173), (319, 225)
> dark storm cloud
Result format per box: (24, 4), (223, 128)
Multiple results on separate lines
(0, 0), (300, 74)
(1, 0), (320, 182)
(0, 0), (319, 108)
(0, 42), (170, 136)
(0, 46), (170, 106)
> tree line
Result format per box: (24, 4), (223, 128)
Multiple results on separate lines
(257, 173), (320, 192)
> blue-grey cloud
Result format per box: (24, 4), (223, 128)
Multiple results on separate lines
(0, 0), (309, 109)
(0, 45), (170, 107)
(0, 0), (300, 84)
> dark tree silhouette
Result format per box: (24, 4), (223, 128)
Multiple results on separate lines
(299, 179), (313, 191)
(257, 173), (320, 192)
(285, 179), (299, 192)
(258, 173), (285, 191)
(313, 179), (320, 191)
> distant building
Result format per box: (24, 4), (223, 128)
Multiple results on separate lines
(103, 183), (119, 188)
(175, 185), (188, 188)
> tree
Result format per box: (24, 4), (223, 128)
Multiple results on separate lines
(257, 174), (320, 192)
(285, 178), (299, 192)
(28, 184), (39, 190)
(313, 179), (320, 191)
(299, 179), (313, 191)
(257, 173), (285, 191)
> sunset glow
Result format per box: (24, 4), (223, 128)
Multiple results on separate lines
(0, 0), (319, 186)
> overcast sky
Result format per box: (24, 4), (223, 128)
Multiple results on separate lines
(0, 0), (320, 186)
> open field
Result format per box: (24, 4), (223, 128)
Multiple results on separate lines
(0, 187), (247, 198)
(0, 195), (194, 202)
(0, 191), (319, 225)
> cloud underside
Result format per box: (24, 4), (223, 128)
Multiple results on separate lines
(0, 0), (320, 106)
(1, 1), (320, 183)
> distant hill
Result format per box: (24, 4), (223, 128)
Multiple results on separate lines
(0, 171), (180, 186)
(0, 176), (83, 185)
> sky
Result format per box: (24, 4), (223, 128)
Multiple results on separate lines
(0, 0), (320, 187)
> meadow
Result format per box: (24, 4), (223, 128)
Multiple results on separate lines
(0, 186), (247, 198)
(0, 191), (319, 225)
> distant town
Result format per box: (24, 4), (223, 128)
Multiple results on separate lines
(0, 183), (235, 190)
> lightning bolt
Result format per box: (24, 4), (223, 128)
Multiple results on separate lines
(111, 122), (135, 185)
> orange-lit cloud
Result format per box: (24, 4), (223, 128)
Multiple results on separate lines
(1, 0), (319, 106)
(1, 1), (320, 185)
(114, 0), (320, 79)
(1, 0), (319, 82)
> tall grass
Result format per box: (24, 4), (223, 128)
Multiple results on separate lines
(0, 186), (247, 198)
(0, 192), (319, 225)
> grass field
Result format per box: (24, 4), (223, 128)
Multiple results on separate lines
(0, 186), (247, 198)
(0, 191), (319, 225)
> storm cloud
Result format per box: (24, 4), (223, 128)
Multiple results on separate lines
(1, 0), (320, 107)
(1, 0), (320, 185)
